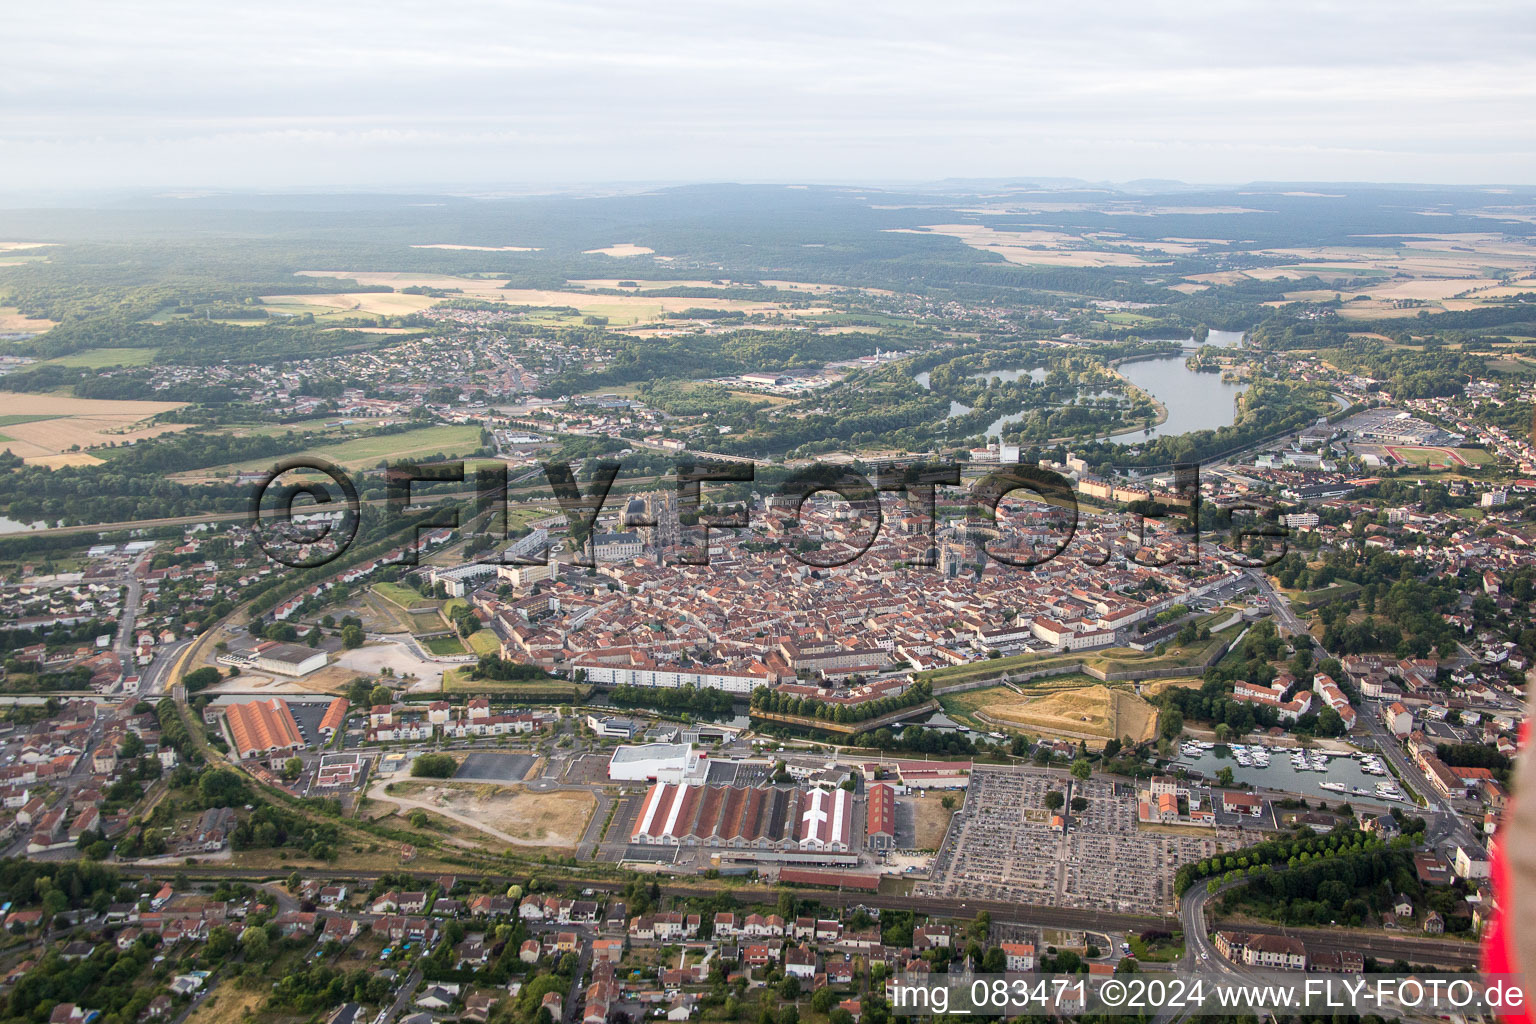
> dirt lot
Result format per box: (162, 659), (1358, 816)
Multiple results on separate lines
(943, 683), (1158, 746)
(383, 781), (594, 847)
(0, 392), (191, 461)
(335, 642), (449, 690)
(904, 793), (956, 851)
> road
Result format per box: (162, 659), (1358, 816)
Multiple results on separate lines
(561, 938), (592, 1024)
(380, 966), (422, 1024)
(113, 551), (153, 662)
(140, 639), (193, 698)
(1246, 569), (1309, 636)
(1251, 569), (1481, 854)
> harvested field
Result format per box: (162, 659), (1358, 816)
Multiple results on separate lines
(886, 225), (1163, 267)
(0, 307), (58, 333)
(0, 392), (190, 461)
(583, 243), (654, 257)
(24, 453), (104, 468)
(411, 243), (539, 251)
(260, 291), (439, 317)
(290, 271), (828, 326)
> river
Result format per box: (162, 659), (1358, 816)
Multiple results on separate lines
(0, 515), (43, 535)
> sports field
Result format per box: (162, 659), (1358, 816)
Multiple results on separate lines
(1384, 445), (1493, 468)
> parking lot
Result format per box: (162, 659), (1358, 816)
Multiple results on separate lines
(918, 767), (1234, 915)
(285, 700), (338, 749)
(453, 752), (535, 782)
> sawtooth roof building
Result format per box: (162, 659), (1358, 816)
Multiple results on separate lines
(224, 698), (305, 759)
(630, 783), (853, 853)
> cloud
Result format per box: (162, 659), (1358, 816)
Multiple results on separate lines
(2, 0), (1534, 188)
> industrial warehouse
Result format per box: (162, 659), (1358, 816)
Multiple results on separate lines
(630, 782), (857, 860)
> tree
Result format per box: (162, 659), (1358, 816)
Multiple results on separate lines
(1070, 796), (1088, 812)
(1070, 758), (1091, 781)
(341, 624), (365, 649)
(1159, 708), (1184, 741)
(198, 768), (248, 808)
(1216, 767), (1235, 787)
(369, 684), (393, 707)
(281, 757), (303, 781)
(1044, 790), (1064, 811)
(241, 925), (270, 961)
(412, 753), (457, 778)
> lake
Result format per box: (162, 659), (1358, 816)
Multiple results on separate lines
(915, 328), (1249, 442)
(1110, 355), (1247, 445)
(1200, 329), (1246, 348)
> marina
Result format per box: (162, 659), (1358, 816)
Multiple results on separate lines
(1172, 742), (1404, 803)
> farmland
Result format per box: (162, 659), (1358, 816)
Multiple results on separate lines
(40, 347), (159, 368)
(286, 271), (834, 327)
(0, 392), (191, 463)
(174, 423), (483, 478)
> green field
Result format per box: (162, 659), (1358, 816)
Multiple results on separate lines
(188, 423), (484, 475)
(41, 347), (158, 368)
(373, 581), (434, 610)
(178, 423), (485, 478)
(0, 414), (61, 428)
(214, 417), (362, 438)
(442, 667), (585, 700)
(465, 631), (501, 656)
(291, 424), (483, 468)
(423, 635), (467, 656)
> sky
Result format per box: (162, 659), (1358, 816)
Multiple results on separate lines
(4, 0), (1535, 191)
